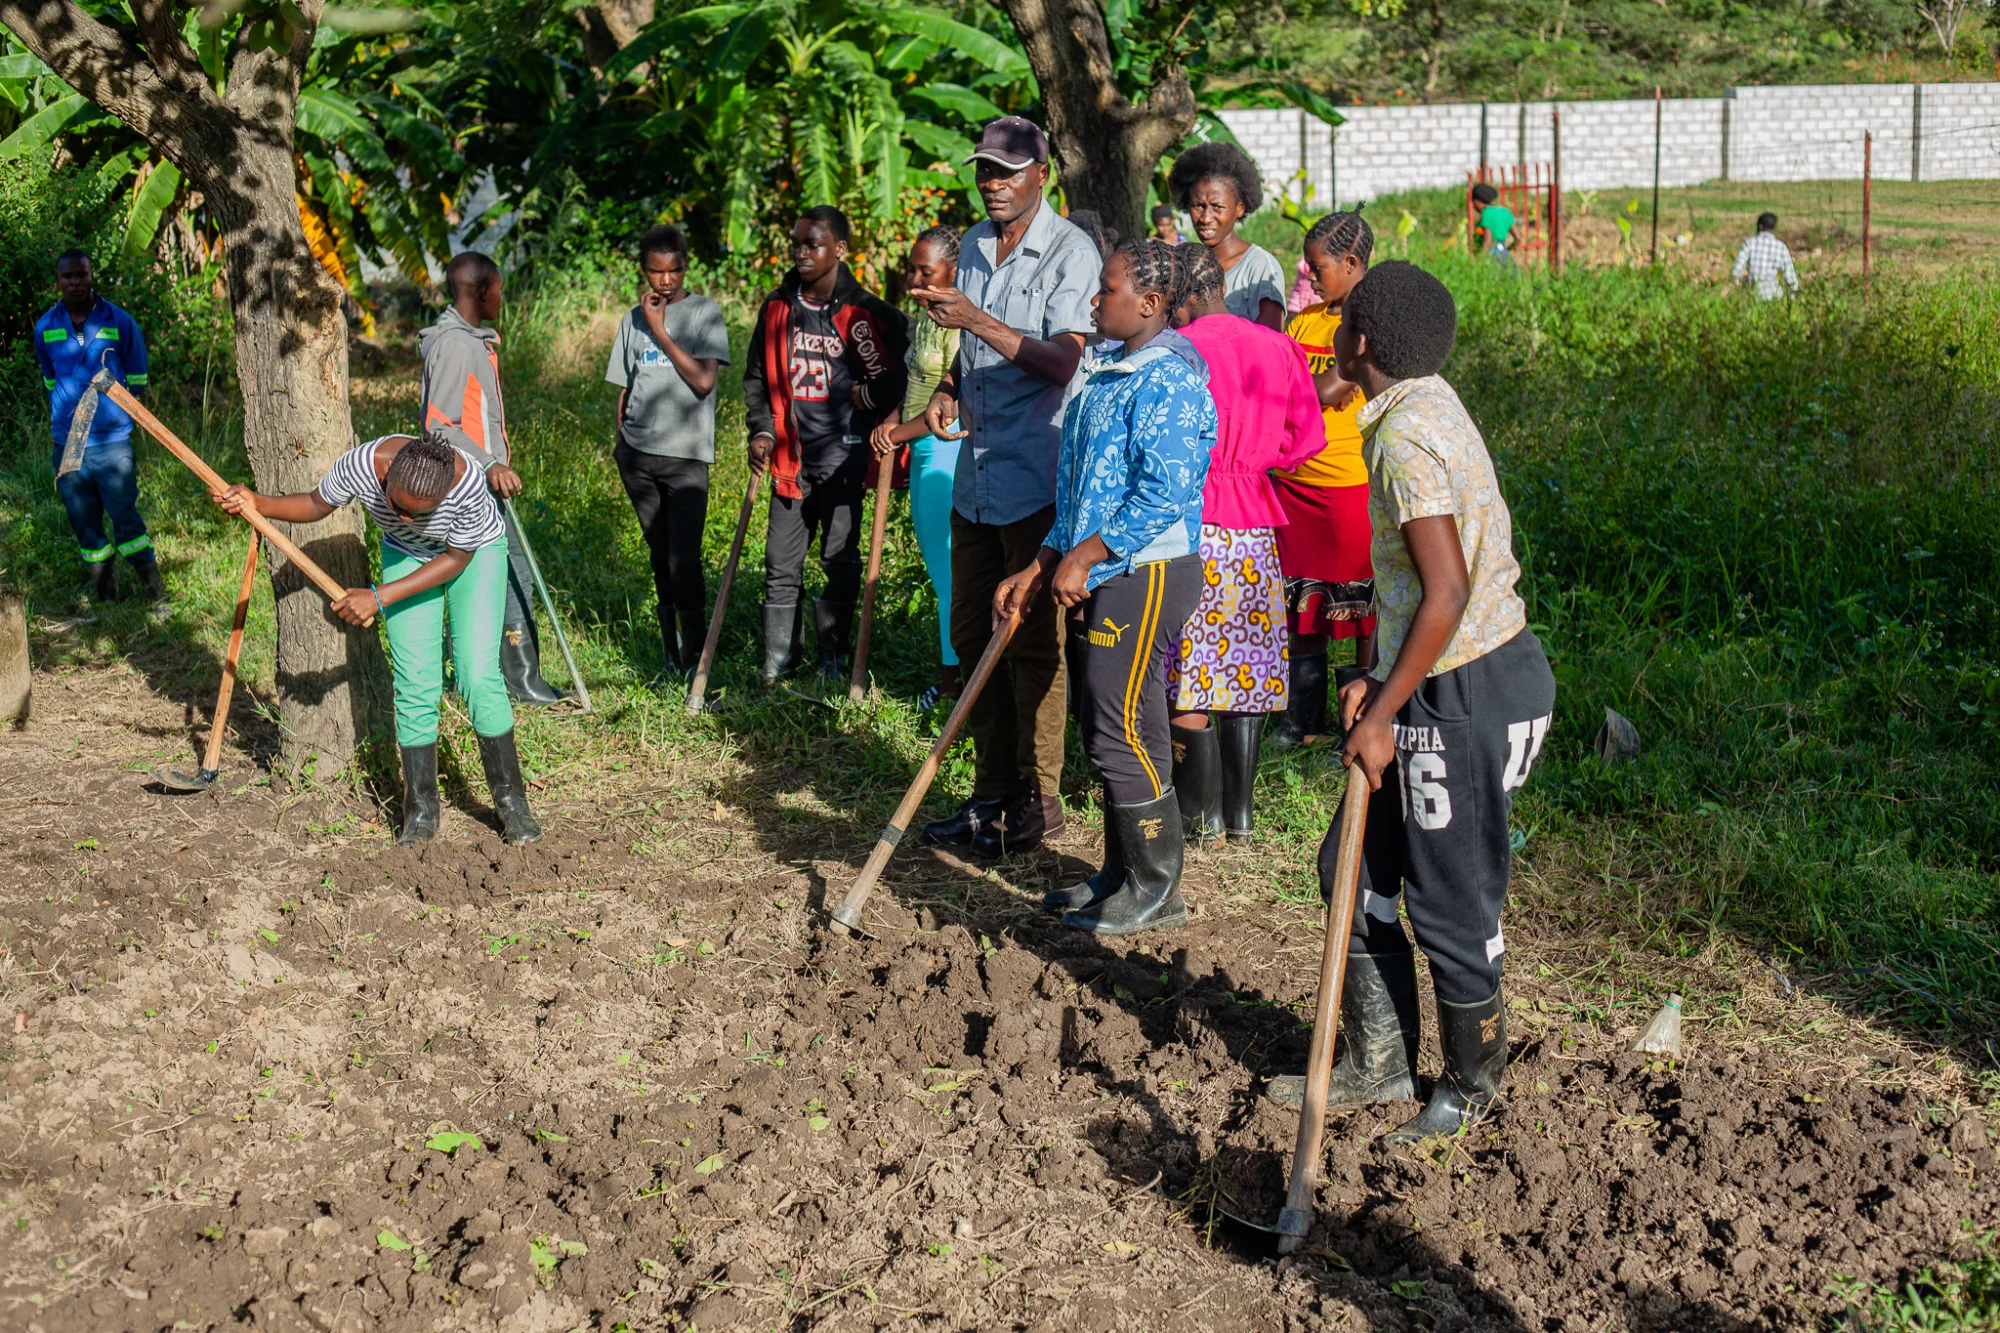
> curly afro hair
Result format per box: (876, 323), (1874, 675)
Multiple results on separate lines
(1342, 261), (1457, 380)
(1168, 141), (1263, 214)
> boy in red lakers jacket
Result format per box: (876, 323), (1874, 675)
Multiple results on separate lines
(744, 206), (907, 685)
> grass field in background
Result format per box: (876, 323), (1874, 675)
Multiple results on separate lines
(5, 206), (1999, 1060)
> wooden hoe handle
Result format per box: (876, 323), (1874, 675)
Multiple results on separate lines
(687, 470), (764, 716)
(103, 381), (356, 614)
(1275, 757), (1371, 1254)
(200, 533), (260, 777)
(828, 610), (1021, 935)
(849, 462), (895, 701)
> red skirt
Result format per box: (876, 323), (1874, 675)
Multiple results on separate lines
(1272, 476), (1376, 640)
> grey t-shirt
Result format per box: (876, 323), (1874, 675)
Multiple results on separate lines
(1223, 243), (1285, 322)
(604, 295), (732, 460)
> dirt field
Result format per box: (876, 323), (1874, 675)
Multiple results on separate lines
(3, 660), (1995, 1333)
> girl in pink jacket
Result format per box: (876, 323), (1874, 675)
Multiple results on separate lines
(1165, 244), (1328, 845)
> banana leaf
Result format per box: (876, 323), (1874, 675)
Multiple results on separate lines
(121, 158), (181, 257)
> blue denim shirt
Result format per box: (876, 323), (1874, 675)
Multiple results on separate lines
(951, 200), (1102, 526)
(1045, 329), (1216, 592)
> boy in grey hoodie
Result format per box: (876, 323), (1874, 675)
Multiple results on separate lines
(420, 252), (566, 706)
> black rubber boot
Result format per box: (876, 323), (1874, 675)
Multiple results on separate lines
(678, 607), (708, 673)
(1266, 949), (1421, 1109)
(921, 796), (1002, 848)
(136, 558), (167, 603)
(1043, 787), (1122, 913)
(477, 729), (543, 845)
(90, 560), (119, 603)
(759, 602), (802, 685)
(656, 607), (685, 676)
(1172, 721), (1223, 847)
(396, 743), (440, 846)
(1217, 711), (1263, 842)
(814, 597), (856, 681)
(1385, 989), (1508, 1142)
(500, 585), (567, 706)
(1063, 790), (1187, 936)
(1270, 651), (1327, 750)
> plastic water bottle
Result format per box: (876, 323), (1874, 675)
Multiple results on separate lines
(1631, 995), (1683, 1058)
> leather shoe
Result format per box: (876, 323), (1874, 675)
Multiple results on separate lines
(921, 796), (1002, 848)
(971, 788), (1065, 859)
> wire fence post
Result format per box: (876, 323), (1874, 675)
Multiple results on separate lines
(1863, 129), (1873, 288)
(1551, 108), (1563, 275)
(1649, 85), (1662, 264)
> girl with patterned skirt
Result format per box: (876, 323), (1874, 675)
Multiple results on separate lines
(1166, 245), (1328, 845)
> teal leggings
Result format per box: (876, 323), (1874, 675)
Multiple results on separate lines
(383, 542), (514, 746)
(909, 432), (960, 667)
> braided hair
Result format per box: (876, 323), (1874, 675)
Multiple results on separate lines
(384, 431), (459, 503)
(1304, 204), (1374, 265)
(914, 224), (961, 261)
(1113, 237), (1180, 302)
(1171, 241), (1224, 311)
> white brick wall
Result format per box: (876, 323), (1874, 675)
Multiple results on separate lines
(1218, 81), (2000, 204)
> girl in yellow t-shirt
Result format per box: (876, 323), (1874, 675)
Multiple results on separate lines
(1272, 207), (1379, 749)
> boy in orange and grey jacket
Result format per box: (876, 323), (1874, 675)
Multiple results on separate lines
(742, 206), (906, 685)
(419, 252), (565, 706)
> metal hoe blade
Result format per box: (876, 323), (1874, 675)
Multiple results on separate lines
(57, 368), (112, 478)
(152, 764), (218, 794)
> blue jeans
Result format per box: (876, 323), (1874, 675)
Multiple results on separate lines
(52, 437), (154, 568)
(908, 432), (960, 667)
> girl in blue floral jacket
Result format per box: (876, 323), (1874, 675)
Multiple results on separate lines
(994, 238), (1217, 935)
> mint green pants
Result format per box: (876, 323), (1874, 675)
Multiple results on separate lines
(383, 542), (514, 746)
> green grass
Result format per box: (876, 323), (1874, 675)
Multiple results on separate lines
(5, 230), (1998, 1053)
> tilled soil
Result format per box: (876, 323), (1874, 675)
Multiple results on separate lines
(2, 664), (1994, 1333)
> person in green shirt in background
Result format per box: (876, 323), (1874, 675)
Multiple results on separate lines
(1471, 182), (1515, 267)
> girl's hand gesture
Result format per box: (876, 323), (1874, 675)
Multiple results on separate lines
(869, 414), (901, 457)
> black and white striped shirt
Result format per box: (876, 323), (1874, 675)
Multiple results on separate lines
(316, 437), (506, 560)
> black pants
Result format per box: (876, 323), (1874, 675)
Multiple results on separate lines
(764, 461), (864, 608)
(952, 505), (1068, 798)
(615, 446), (710, 617)
(1322, 629), (1557, 1006)
(1077, 556), (1204, 806)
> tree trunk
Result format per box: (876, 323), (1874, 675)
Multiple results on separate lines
(993, 0), (1196, 243)
(0, 0), (391, 778)
(221, 151), (390, 778)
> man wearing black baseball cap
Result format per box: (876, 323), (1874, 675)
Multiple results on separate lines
(912, 116), (1103, 859)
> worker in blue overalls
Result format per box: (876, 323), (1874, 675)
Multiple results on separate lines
(33, 248), (164, 611)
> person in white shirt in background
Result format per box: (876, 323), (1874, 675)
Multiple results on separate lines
(1733, 212), (1799, 301)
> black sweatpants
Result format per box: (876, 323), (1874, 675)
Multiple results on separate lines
(615, 446), (710, 617)
(764, 458), (864, 608)
(1321, 628), (1557, 1006)
(1077, 555), (1205, 806)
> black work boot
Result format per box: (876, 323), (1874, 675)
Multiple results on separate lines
(396, 743), (441, 846)
(656, 607), (685, 676)
(759, 602), (803, 685)
(922, 795), (1003, 848)
(89, 559), (119, 603)
(1270, 651), (1327, 750)
(1266, 949), (1422, 1110)
(1172, 721), (1222, 848)
(1063, 790), (1187, 936)
(1385, 989), (1508, 1142)
(500, 586), (567, 706)
(476, 729), (543, 845)
(678, 607), (708, 672)
(1217, 711), (1264, 842)
(1043, 786), (1122, 913)
(136, 558), (167, 602)
(814, 597), (856, 681)
(971, 788), (1065, 859)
